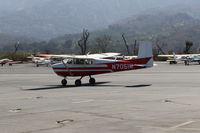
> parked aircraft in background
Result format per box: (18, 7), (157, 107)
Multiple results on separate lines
(0, 58), (21, 66)
(158, 53), (200, 65)
(35, 54), (71, 58)
(0, 59), (13, 66)
(35, 58), (51, 67)
(27, 55), (51, 67)
(52, 41), (153, 86)
(183, 55), (200, 65)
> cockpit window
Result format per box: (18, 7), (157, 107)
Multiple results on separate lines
(66, 59), (73, 64)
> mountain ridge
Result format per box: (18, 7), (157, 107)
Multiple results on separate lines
(0, 0), (200, 39)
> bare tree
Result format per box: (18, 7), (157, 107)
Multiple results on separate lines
(78, 40), (84, 55)
(78, 29), (90, 55)
(133, 40), (137, 55)
(122, 33), (130, 55)
(155, 40), (166, 55)
(156, 44), (166, 55)
(14, 41), (20, 53)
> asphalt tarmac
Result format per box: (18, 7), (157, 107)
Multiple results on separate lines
(0, 62), (200, 133)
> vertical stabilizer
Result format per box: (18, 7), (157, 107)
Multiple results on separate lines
(173, 52), (176, 60)
(138, 41), (153, 67)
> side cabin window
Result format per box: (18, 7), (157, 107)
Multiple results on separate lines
(115, 56), (124, 60)
(66, 58), (93, 65)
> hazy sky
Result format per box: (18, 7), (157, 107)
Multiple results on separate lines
(0, 0), (196, 10)
(0, 0), (197, 16)
(0, 0), (199, 39)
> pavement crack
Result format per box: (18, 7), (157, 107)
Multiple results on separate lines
(162, 99), (191, 106)
(65, 110), (126, 121)
(21, 119), (74, 133)
(2, 108), (127, 121)
(21, 125), (64, 133)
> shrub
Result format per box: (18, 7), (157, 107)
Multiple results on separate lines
(0, 52), (31, 61)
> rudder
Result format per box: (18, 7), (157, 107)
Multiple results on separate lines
(138, 41), (153, 67)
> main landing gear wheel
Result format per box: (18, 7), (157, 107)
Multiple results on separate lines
(61, 79), (67, 86)
(75, 79), (82, 86)
(89, 78), (96, 85)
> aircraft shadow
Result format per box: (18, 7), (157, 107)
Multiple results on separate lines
(24, 83), (151, 91)
(125, 84), (152, 88)
(24, 85), (65, 91)
(24, 82), (111, 91)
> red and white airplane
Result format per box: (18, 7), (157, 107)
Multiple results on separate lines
(0, 58), (21, 66)
(0, 59), (13, 66)
(52, 41), (153, 86)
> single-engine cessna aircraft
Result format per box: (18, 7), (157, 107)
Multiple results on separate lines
(52, 41), (153, 86)
(183, 55), (200, 65)
(0, 58), (14, 66)
(158, 53), (200, 65)
(0, 58), (22, 66)
(0, 59), (13, 66)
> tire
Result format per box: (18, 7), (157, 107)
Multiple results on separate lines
(89, 78), (96, 85)
(184, 61), (188, 66)
(75, 79), (82, 86)
(61, 79), (67, 86)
